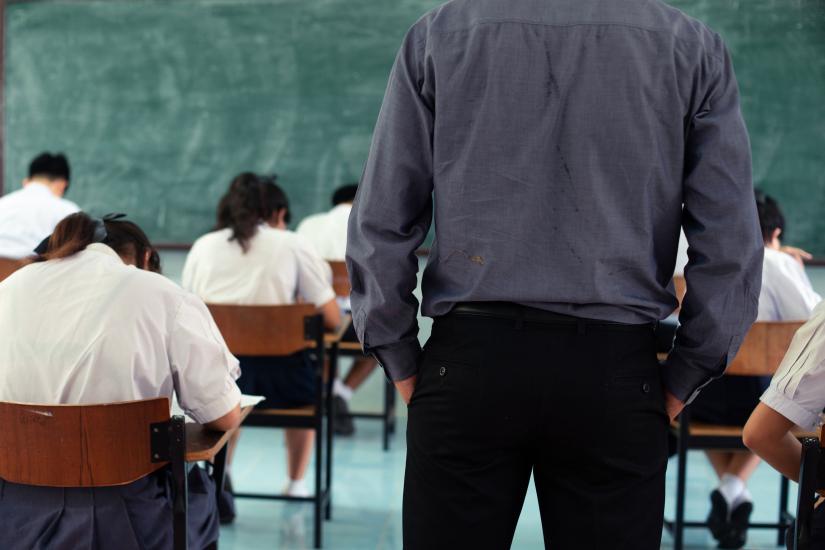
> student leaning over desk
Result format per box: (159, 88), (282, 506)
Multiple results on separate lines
(0, 152), (79, 259)
(0, 212), (242, 550)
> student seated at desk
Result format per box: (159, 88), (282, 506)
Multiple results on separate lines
(0, 152), (79, 259)
(183, 173), (340, 510)
(297, 183), (379, 436)
(744, 300), (825, 549)
(0, 212), (242, 550)
(689, 191), (821, 549)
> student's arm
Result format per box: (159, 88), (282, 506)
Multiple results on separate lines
(168, 293), (243, 430)
(663, 35), (763, 409)
(745, 308), (825, 479)
(293, 239), (340, 330)
(743, 403), (800, 481)
(205, 403), (242, 432)
(319, 298), (342, 332)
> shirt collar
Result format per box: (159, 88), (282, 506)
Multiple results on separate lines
(23, 182), (54, 196)
(85, 243), (122, 261)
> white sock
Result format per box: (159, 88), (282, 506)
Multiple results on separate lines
(333, 378), (353, 401)
(285, 479), (310, 497)
(718, 473), (746, 507)
(732, 488), (753, 509)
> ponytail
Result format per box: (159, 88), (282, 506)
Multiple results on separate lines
(214, 172), (268, 253)
(35, 212), (103, 262)
(34, 212), (161, 273)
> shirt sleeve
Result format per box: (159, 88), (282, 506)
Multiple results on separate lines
(293, 238), (336, 308)
(167, 292), (242, 424)
(346, 23), (434, 382)
(760, 304), (825, 429)
(663, 36), (764, 403)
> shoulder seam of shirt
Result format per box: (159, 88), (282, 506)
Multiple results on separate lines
(426, 19), (725, 64)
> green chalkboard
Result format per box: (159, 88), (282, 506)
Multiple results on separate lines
(4, 0), (825, 252)
(3, 0), (442, 244)
(668, 0), (825, 255)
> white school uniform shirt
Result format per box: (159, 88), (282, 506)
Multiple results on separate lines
(757, 247), (822, 321)
(182, 226), (336, 307)
(0, 244), (241, 424)
(295, 203), (352, 261)
(0, 183), (80, 259)
(758, 248), (824, 428)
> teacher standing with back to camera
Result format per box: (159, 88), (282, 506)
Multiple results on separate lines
(347, 0), (763, 548)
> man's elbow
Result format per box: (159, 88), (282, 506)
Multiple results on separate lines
(204, 403), (242, 432)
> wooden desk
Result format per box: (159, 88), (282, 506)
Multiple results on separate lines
(185, 405), (254, 462)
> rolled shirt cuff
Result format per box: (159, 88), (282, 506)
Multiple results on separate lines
(760, 387), (822, 431)
(370, 339), (423, 382)
(662, 349), (721, 404)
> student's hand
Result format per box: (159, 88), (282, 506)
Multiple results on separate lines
(395, 375), (417, 405)
(780, 245), (813, 266)
(664, 390), (685, 422)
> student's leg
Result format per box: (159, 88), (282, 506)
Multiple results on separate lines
(725, 452), (761, 483)
(333, 356), (378, 436)
(706, 451), (734, 479)
(285, 428), (315, 483)
(343, 356), (378, 390)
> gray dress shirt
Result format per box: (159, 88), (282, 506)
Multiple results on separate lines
(346, 0), (763, 403)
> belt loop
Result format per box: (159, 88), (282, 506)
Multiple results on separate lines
(515, 307), (524, 330)
(577, 319), (586, 336)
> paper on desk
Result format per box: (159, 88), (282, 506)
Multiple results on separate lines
(171, 394), (264, 423)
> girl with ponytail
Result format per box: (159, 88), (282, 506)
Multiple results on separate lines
(183, 173), (340, 516)
(0, 212), (241, 550)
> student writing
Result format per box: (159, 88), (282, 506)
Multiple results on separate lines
(0, 212), (241, 550)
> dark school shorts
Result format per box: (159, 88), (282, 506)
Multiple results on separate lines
(237, 352), (317, 409)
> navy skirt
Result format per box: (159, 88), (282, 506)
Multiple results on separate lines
(236, 352), (317, 409)
(690, 375), (771, 427)
(0, 465), (219, 550)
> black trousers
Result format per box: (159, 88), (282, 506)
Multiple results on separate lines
(404, 305), (669, 550)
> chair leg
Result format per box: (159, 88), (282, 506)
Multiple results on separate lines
(383, 378), (391, 451)
(674, 413), (689, 550)
(326, 376), (334, 520)
(170, 417), (188, 550)
(779, 474), (790, 546)
(314, 418), (324, 548)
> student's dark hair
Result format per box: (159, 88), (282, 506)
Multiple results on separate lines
(260, 174), (292, 225)
(29, 152), (71, 189)
(34, 212), (161, 273)
(755, 189), (785, 244)
(331, 184), (358, 207)
(215, 172), (267, 253)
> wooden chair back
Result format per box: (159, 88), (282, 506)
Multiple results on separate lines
(726, 321), (804, 376)
(0, 398), (170, 487)
(207, 303), (318, 356)
(0, 257), (25, 282)
(328, 261), (351, 297)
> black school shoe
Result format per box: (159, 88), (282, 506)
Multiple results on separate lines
(718, 500), (753, 549)
(218, 474), (236, 525)
(708, 490), (730, 542)
(333, 395), (355, 436)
